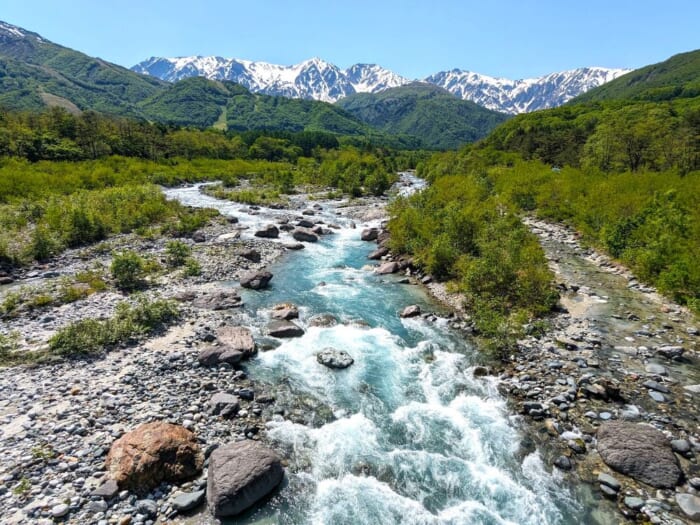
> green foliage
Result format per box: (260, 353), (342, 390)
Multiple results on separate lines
(48, 297), (179, 356)
(183, 257), (201, 277)
(388, 170), (558, 357)
(337, 83), (509, 150)
(111, 250), (146, 291)
(165, 240), (191, 267)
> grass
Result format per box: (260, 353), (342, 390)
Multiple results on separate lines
(48, 297), (179, 357)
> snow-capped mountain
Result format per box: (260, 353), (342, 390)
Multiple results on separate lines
(426, 67), (631, 114)
(132, 56), (630, 113)
(132, 56), (409, 103)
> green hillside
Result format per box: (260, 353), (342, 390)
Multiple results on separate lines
(573, 49), (700, 103)
(337, 83), (509, 149)
(0, 23), (165, 115)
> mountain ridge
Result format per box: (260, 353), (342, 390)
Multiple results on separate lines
(133, 54), (630, 114)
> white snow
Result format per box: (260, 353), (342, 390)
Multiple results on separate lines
(132, 55), (631, 112)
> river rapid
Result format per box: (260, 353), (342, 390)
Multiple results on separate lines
(164, 177), (613, 525)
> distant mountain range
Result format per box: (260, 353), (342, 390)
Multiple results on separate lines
(0, 20), (505, 149)
(133, 55), (630, 114)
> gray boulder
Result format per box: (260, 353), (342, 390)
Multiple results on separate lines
(235, 248), (261, 262)
(292, 227), (319, 243)
(361, 228), (379, 241)
(308, 313), (338, 327)
(192, 290), (242, 310)
(317, 348), (354, 369)
(376, 262), (399, 275)
(171, 489), (205, 512)
(400, 305), (421, 318)
(240, 270), (273, 290)
(209, 393), (240, 418)
(368, 246), (389, 260)
(267, 320), (304, 338)
(198, 345), (244, 366)
(271, 303), (299, 321)
(207, 440), (284, 517)
(217, 327), (256, 356)
(676, 493), (700, 521)
(254, 224), (279, 238)
(597, 421), (682, 488)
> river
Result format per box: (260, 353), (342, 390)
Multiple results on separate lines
(164, 177), (611, 525)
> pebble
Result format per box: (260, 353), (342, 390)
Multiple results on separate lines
(624, 496), (645, 510)
(51, 503), (70, 518)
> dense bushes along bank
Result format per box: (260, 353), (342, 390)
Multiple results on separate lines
(389, 148), (700, 347)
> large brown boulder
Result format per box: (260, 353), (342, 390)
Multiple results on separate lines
(596, 421), (682, 489)
(292, 227), (318, 243)
(207, 440), (284, 517)
(105, 422), (203, 492)
(216, 326), (256, 356)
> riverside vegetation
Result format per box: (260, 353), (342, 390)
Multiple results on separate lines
(388, 50), (700, 356)
(0, 108), (422, 270)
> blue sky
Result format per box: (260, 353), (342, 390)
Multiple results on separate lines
(3, 0), (699, 79)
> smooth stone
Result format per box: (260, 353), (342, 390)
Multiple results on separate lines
(360, 228), (379, 241)
(649, 391), (666, 403)
(598, 473), (621, 491)
(207, 441), (284, 517)
(209, 393), (240, 418)
(675, 493), (700, 521)
(671, 439), (691, 454)
(643, 380), (670, 393)
(240, 270), (273, 290)
(171, 489), (205, 512)
(292, 227), (319, 243)
(267, 320), (304, 338)
(553, 456), (572, 470)
(51, 504), (70, 518)
(136, 499), (157, 518)
(624, 496), (645, 511)
(92, 479), (119, 499)
(645, 363), (668, 376)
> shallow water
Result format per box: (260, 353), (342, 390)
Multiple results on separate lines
(165, 179), (614, 525)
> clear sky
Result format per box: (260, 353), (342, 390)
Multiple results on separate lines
(3, 0), (699, 79)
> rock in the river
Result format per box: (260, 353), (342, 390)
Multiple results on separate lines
(376, 261), (399, 275)
(368, 246), (389, 260)
(292, 227), (319, 243)
(254, 224), (279, 238)
(308, 313), (338, 327)
(285, 243), (305, 250)
(676, 493), (700, 521)
(192, 290), (242, 310)
(209, 393), (240, 418)
(596, 421), (682, 489)
(317, 348), (354, 369)
(105, 422), (204, 492)
(267, 320), (304, 338)
(271, 303), (299, 321)
(400, 305), (421, 318)
(361, 228), (379, 241)
(240, 270), (273, 290)
(198, 345), (244, 366)
(217, 326), (256, 356)
(207, 440), (284, 518)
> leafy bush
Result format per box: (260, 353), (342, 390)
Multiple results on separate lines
(183, 257), (202, 277)
(48, 297), (179, 356)
(111, 251), (146, 291)
(165, 240), (191, 267)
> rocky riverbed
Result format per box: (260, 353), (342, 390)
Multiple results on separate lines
(1, 180), (698, 524)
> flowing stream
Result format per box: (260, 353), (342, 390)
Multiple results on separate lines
(164, 178), (608, 525)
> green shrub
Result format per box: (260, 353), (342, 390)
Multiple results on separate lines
(111, 251), (146, 291)
(183, 257), (202, 277)
(48, 297), (179, 356)
(165, 240), (191, 267)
